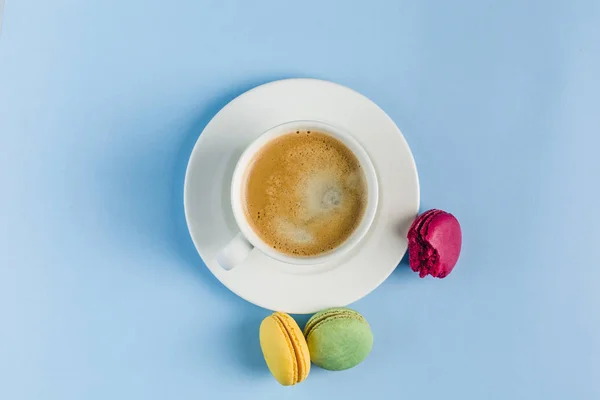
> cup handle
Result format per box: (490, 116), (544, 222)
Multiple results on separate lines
(216, 232), (254, 270)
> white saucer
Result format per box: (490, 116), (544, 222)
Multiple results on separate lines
(184, 79), (419, 314)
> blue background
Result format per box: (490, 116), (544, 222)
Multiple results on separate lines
(1, 1), (599, 399)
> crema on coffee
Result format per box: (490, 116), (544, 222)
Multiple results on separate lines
(242, 131), (367, 257)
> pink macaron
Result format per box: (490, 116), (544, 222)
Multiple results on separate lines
(407, 209), (462, 278)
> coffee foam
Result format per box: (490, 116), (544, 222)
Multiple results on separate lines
(243, 131), (367, 257)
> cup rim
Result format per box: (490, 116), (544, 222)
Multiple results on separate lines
(230, 120), (379, 265)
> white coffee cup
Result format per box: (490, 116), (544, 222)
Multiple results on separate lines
(216, 120), (379, 270)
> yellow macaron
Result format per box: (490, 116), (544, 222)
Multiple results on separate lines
(259, 312), (311, 386)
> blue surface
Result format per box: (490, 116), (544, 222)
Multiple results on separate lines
(1, 1), (599, 399)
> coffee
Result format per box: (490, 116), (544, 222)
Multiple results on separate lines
(242, 131), (368, 257)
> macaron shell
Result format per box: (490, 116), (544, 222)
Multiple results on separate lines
(419, 209), (444, 237)
(274, 312), (311, 383)
(259, 315), (297, 386)
(303, 308), (365, 337)
(423, 212), (462, 275)
(307, 316), (373, 371)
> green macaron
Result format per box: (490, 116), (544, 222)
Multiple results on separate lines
(303, 308), (373, 371)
